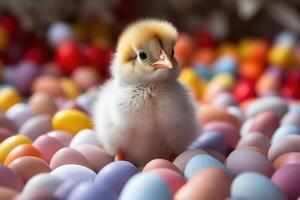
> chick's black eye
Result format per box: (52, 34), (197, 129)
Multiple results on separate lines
(138, 51), (148, 60)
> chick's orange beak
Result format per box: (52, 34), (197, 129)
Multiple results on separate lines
(152, 50), (173, 69)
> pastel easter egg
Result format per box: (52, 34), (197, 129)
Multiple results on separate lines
(54, 179), (88, 200)
(119, 172), (172, 200)
(69, 129), (101, 148)
(47, 21), (74, 48)
(226, 149), (274, 177)
(51, 164), (96, 182)
(50, 147), (92, 170)
(173, 149), (208, 173)
(268, 135), (300, 161)
(213, 56), (237, 75)
(184, 154), (227, 179)
(8, 156), (51, 182)
(6, 103), (34, 128)
(199, 105), (240, 127)
(212, 92), (237, 108)
(281, 112), (300, 128)
(4, 144), (42, 165)
(52, 109), (93, 135)
(189, 131), (227, 154)
(0, 135), (32, 164)
(76, 144), (113, 172)
(271, 125), (300, 144)
(18, 115), (52, 141)
(32, 75), (64, 97)
(0, 187), (18, 200)
(203, 121), (240, 149)
(249, 112), (280, 138)
(0, 165), (24, 191)
(22, 173), (63, 195)
(271, 164), (300, 200)
(143, 159), (181, 174)
(28, 93), (57, 116)
(71, 66), (101, 92)
(237, 132), (270, 155)
(150, 168), (186, 195)
(67, 181), (117, 200)
(245, 96), (288, 119)
(0, 87), (22, 111)
(175, 167), (231, 200)
(95, 161), (139, 196)
(231, 172), (286, 200)
(273, 152), (300, 170)
(33, 135), (65, 163)
(47, 130), (73, 146)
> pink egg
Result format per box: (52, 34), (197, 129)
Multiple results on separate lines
(237, 132), (270, 155)
(268, 135), (300, 161)
(50, 147), (92, 170)
(47, 130), (73, 146)
(0, 187), (18, 200)
(33, 135), (65, 163)
(272, 164), (300, 200)
(203, 121), (240, 149)
(76, 144), (113, 172)
(143, 159), (181, 174)
(150, 168), (186, 195)
(248, 112), (279, 138)
(0, 165), (24, 191)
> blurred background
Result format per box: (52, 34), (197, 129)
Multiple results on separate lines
(0, 0), (299, 102)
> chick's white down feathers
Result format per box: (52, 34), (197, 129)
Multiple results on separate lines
(93, 19), (200, 166)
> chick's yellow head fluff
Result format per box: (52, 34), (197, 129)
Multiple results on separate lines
(116, 19), (178, 63)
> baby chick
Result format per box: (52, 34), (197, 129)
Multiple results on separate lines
(94, 19), (200, 166)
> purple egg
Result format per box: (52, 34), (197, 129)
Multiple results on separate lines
(54, 179), (90, 200)
(189, 131), (227, 154)
(67, 182), (117, 200)
(95, 161), (139, 196)
(12, 60), (41, 95)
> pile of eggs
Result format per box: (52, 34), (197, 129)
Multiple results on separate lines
(0, 12), (299, 200)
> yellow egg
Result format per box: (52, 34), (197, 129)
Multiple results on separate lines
(52, 109), (93, 135)
(210, 73), (235, 90)
(268, 45), (294, 68)
(60, 78), (80, 99)
(0, 26), (9, 51)
(0, 135), (32, 164)
(0, 88), (22, 111)
(179, 68), (205, 99)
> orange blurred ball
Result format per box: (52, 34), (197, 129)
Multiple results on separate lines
(4, 144), (42, 166)
(239, 60), (264, 81)
(174, 34), (196, 67)
(32, 75), (64, 97)
(193, 48), (216, 65)
(255, 73), (280, 96)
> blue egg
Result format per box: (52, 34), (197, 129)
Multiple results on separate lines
(213, 56), (237, 76)
(231, 172), (286, 200)
(271, 125), (300, 144)
(189, 131), (227, 154)
(95, 161), (139, 196)
(184, 154), (227, 179)
(54, 179), (89, 200)
(119, 172), (172, 200)
(193, 63), (213, 80)
(67, 182), (117, 200)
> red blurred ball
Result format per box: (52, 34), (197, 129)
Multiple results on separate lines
(55, 41), (83, 74)
(281, 82), (300, 99)
(84, 45), (102, 69)
(234, 79), (256, 102)
(196, 30), (215, 47)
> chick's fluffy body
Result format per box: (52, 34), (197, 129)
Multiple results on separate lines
(94, 20), (199, 166)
